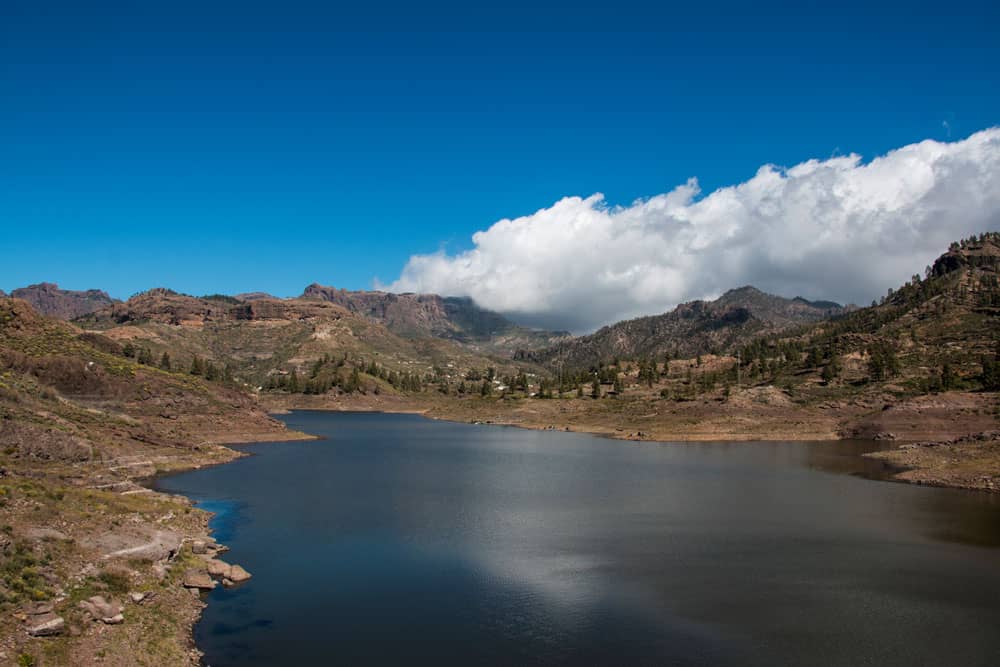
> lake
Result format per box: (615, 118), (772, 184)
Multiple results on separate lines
(155, 411), (1000, 666)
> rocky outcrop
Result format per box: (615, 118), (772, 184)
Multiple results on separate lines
(25, 612), (65, 637)
(79, 595), (125, 624)
(182, 570), (216, 590)
(227, 564), (252, 583)
(10, 282), (117, 319)
(22, 602), (66, 637)
(301, 283), (568, 352)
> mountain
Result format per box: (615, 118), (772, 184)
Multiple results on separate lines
(10, 282), (118, 319)
(777, 231), (1000, 389)
(0, 295), (290, 463)
(234, 291), (278, 301)
(74, 288), (534, 395)
(300, 283), (570, 353)
(518, 286), (850, 370)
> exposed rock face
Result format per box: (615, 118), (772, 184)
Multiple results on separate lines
(79, 289), (350, 326)
(301, 283), (569, 352)
(234, 291), (277, 301)
(25, 612), (65, 637)
(182, 570), (216, 590)
(518, 286), (851, 369)
(227, 564), (252, 583)
(932, 236), (1000, 277)
(10, 282), (117, 319)
(79, 595), (124, 624)
(205, 558), (231, 578)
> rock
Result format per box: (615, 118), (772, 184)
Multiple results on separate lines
(78, 595), (124, 623)
(222, 578), (234, 588)
(227, 564), (252, 583)
(182, 570), (216, 590)
(129, 591), (147, 604)
(191, 540), (208, 554)
(25, 527), (69, 542)
(152, 562), (169, 580)
(23, 601), (55, 616)
(26, 612), (65, 636)
(205, 559), (232, 578)
(91, 529), (183, 562)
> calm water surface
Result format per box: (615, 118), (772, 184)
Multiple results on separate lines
(155, 411), (1000, 666)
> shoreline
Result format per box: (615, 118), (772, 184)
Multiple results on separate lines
(0, 419), (315, 667)
(263, 391), (1000, 494)
(160, 407), (999, 662)
(4, 392), (994, 665)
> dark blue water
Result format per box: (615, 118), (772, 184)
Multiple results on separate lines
(155, 411), (1000, 666)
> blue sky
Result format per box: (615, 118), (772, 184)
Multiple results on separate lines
(2, 0), (999, 308)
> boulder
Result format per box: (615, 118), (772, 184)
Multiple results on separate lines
(205, 559), (232, 578)
(78, 595), (124, 623)
(26, 613), (65, 637)
(227, 564), (252, 583)
(182, 570), (216, 590)
(191, 540), (208, 555)
(25, 527), (69, 542)
(23, 601), (55, 616)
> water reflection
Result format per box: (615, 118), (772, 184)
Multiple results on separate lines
(155, 412), (1000, 667)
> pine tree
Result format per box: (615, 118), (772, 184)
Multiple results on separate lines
(287, 370), (300, 392)
(190, 356), (203, 376)
(159, 351), (171, 371)
(940, 363), (957, 391)
(821, 356), (840, 384)
(480, 380), (491, 397)
(591, 376), (601, 399)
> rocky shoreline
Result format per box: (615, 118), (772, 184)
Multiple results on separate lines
(865, 430), (1000, 493)
(0, 426), (311, 667)
(4, 392), (995, 665)
(265, 390), (1000, 493)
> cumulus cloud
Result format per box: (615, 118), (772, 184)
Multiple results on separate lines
(385, 129), (1000, 333)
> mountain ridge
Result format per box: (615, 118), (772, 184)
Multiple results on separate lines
(516, 285), (852, 370)
(300, 283), (570, 354)
(10, 282), (118, 319)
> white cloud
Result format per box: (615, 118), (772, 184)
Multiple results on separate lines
(385, 128), (1000, 333)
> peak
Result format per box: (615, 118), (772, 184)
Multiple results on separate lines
(932, 232), (1000, 277)
(723, 285), (763, 296)
(302, 283), (338, 295)
(134, 287), (179, 298)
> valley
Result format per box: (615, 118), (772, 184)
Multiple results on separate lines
(1, 233), (999, 664)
